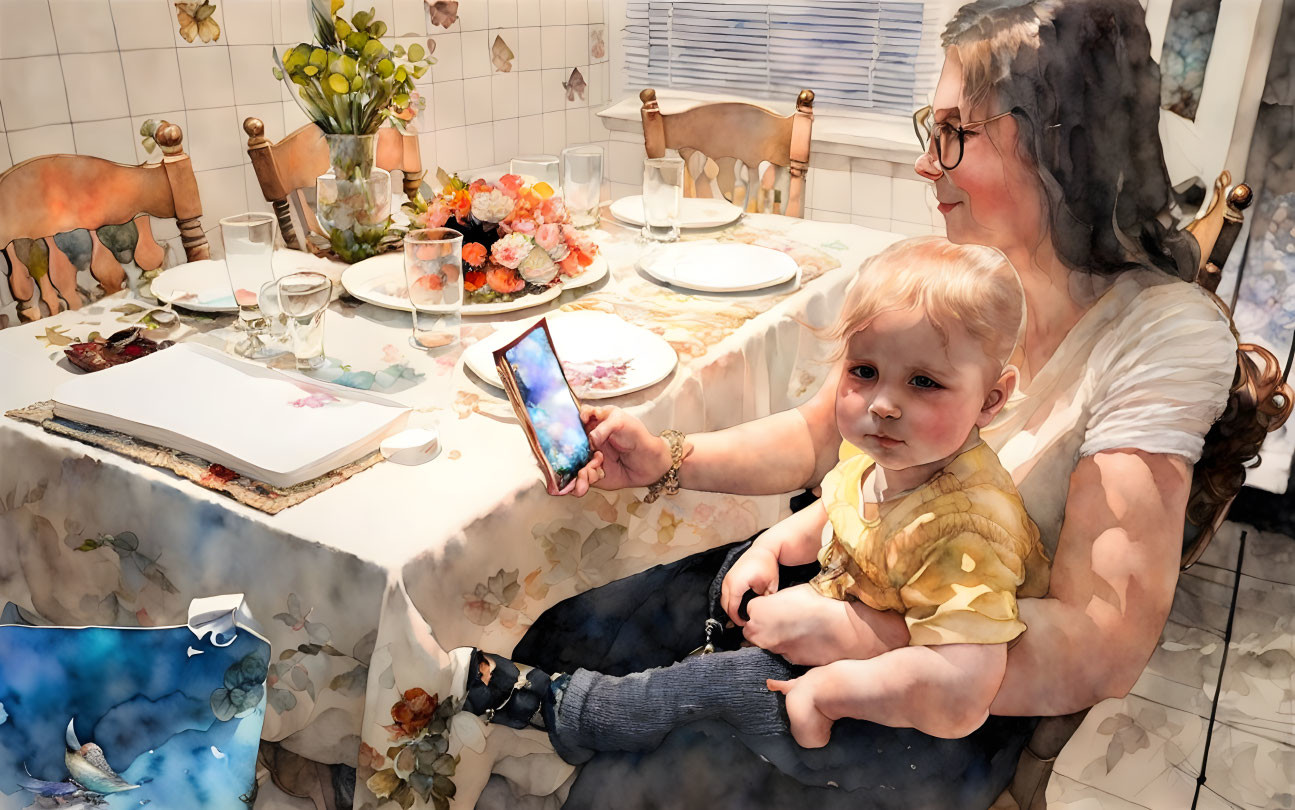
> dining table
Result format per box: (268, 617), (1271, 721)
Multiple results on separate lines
(0, 209), (902, 810)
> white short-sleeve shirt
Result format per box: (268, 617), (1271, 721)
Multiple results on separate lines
(981, 268), (1236, 555)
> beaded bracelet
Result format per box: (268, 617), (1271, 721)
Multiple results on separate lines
(644, 429), (686, 503)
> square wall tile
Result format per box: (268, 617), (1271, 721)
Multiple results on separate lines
(8, 123), (74, 163)
(489, 0), (517, 27)
(130, 109), (186, 163)
(516, 26), (540, 71)
(433, 79), (465, 128)
(891, 177), (931, 225)
(565, 0), (587, 25)
(1, 55), (70, 130)
(540, 67), (564, 111)
(851, 171), (892, 219)
(458, 0), (488, 31)
(465, 121), (493, 169)
(230, 45), (284, 104)
(517, 0), (540, 26)
(587, 0), (603, 23)
(282, 99), (311, 132)
(62, 53), (129, 122)
(564, 106), (587, 143)
(517, 113), (542, 146)
(415, 131), (438, 177)
(811, 209), (850, 224)
(541, 110), (564, 155)
(222, 0), (275, 44)
(607, 138), (642, 185)
(121, 48), (184, 112)
(194, 165), (249, 227)
(184, 106), (244, 171)
(539, 0), (564, 25)
(0, 0), (57, 58)
(242, 162), (272, 213)
(461, 29), (489, 77)
(540, 25), (564, 69)
(589, 24), (606, 62)
(462, 75), (492, 124)
(565, 25), (586, 68)
(850, 214), (890, 232)
(492, 117), (518, 164)
(110, 0), (175, 50)
(517, 70), (541, 116)
(812, 163), (854, 213)
(177, 45), (236, 109)
(237, 102), (285, 144)
(429, 32), (462, 81)
(72, 117), (137, 164)
(50, 0), (117, 53)
(0, 132), (11, 172)
(391, 0), (426, 36)
(278, 0), (314, 44)
(436, 125), (467, 172)
(491, 71), (518, 118)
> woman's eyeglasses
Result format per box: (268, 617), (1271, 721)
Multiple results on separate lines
(912, 105), (1015, 171)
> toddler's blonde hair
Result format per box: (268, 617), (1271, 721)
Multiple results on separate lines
(824, 236), (1024, 371)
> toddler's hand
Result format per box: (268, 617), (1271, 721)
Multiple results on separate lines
(766, 675), (834, 748)
(720, 546), (780, 626)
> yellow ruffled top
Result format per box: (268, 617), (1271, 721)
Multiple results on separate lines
(810, 441), (1051, 646)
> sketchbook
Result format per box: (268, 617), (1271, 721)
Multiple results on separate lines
(52, 343), (411, 488)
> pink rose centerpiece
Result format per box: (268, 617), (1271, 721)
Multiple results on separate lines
(405, 173), (599, 304)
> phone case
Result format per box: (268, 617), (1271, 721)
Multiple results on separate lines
(493, 319), (593, 491)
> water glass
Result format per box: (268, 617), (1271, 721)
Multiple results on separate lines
(562, 145), (603, 229)
(404, 228), (463, 353)
(642, 156), (685, 242)
(257, 278), (289, 353)
(276, 272), (331, 370)
(220, 212), (277, 357)
(509, 154), (561, 189)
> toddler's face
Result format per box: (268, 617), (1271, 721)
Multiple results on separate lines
(836, 308), (1005, 473)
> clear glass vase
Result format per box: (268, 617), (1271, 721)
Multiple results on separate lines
(316, 133), (391, 263)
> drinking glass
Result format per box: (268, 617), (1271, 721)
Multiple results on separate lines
(404, 228), (463, 353)
(276, 272), (331, 370)
(257, 278), (289, 353)
(219, 212), (277, 357)
(642, 156), (685, 242)
(509, 154), (561, 189)
(562, 145), (603, 229)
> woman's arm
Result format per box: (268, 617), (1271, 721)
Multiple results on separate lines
(990, 449), (1190, 716)
(768, 642), (1008, 745)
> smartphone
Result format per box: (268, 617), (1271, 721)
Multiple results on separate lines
(493, 319), (595, 491)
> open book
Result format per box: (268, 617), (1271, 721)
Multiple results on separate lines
(52, 343), (411, 488)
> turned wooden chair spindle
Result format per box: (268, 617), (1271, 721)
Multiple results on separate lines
(243, 119), (426, 254)
(0, 121), (208, 328)
(638, 88), (815, 218)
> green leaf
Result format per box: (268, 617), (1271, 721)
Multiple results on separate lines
(334, 18), (351, 40)
(407, 42), (425, 62)
(351, 75), (364, 92)
(393, 93), (409, 107)
(139, 118), (156, 137)
(362, 38), (384, 60)
(75, 539), (100, 552)
(392, 44), (405, 57)
(327, 73), (349, 94)
(304, 64), (319, 76)
(330, 0), (344, 13)
(371, 19), (386, 37)
(395, 65), (407, 83)
(309, 47), (328, 69)
(346, 30), (368, 51)
(377, 58), (395, 78)
(351, 9), (372, 29)
(272, 66), (284, 80)
(411, 63), (427, 79)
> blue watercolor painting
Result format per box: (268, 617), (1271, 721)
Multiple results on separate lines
(0, 619), (268, 809)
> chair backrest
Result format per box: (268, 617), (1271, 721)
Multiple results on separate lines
(638, 88), (815, 218)
(243, 119), (425, 254)
(0, 122), (208, 328)
(1007, 172), (1292, 810)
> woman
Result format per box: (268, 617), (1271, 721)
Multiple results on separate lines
(514, 1), (1236, 806)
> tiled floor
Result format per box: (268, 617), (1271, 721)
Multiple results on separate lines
(1047, 521), (1295, 809)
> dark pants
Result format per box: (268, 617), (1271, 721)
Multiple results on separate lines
(514, 540), (1038, 810)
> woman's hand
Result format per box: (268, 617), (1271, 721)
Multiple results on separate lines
(547, 405), (672, 497)
(720, 546), (780, 625)
(743, 584), (910, 666)
(766, 672), (834, 748)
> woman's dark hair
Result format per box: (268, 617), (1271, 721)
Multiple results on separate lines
(942, 0), (1200, 279)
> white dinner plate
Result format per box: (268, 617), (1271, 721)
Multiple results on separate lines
(151, 253), (341, 312)
(637, 241), (799, 293)
(609, 195), (744, 229)
(340, 252), (608, 315)
(463, 310), (678, 399)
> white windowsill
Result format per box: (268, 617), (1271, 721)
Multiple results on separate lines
(596, 89), (925, 167)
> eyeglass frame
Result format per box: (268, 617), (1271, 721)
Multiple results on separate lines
(912, 105), (1016, 171)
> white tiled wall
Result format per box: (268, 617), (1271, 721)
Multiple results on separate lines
(0, 0), (613, 261)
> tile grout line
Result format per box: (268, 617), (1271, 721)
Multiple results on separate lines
(47, 0), (78, 154)
(107, 0), (139, 164)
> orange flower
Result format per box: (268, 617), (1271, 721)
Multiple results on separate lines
(387, 688), (437, 739)
(558, 252), (582, 277)
(462, 242), (487, 267)
(486, 264), (525, 293)
(464, 269), (486, 291)
(498, 173), (524, 193)
(413, 272), (444, 292)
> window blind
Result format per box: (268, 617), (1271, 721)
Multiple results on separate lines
(623, 0), (945, 115)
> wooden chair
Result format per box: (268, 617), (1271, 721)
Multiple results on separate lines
(0, 121), (208, 328)
(1005, 172), (1293, 810)
(243, 120), (425, 254)
(638, 88), (815, 218)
